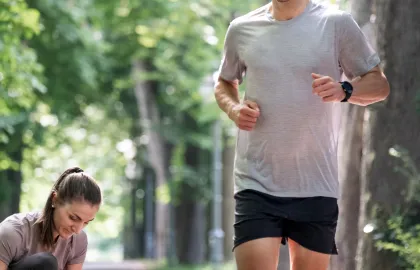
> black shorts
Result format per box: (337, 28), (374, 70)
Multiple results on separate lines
(233, 189), (338, 255)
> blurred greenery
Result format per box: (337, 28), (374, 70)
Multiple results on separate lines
(375, 146), (420, 269)
(6, 0), (411, 267)
(0, 0), (259, 262)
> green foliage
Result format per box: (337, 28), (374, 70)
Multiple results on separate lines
(92, 0), (256, 207)
(27, 0), (109, 119)
(377, 215), (420, 269)
(374, 146), (420, 269)
(0, 0), (44, 168)
(1, 0), (258, 260)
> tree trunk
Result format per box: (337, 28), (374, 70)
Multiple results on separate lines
(175, 184), (207, 264)
(222, 137), (235, 262)
(186, 200), (206, 264)
(0, 166), (23, 220)
(330, 1), (375, 269)
(133, 61), (168, 260)
(0, 127), (24, 221)
(357, 1), (420, 269)
(175, 143), (207, 265)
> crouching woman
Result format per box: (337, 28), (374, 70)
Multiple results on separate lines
(0, 167), (102, 270)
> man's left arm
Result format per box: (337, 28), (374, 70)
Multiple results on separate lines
(347, 65), (390, 106)
(311, 66), (389, 106)
(312, 12), (391, 106)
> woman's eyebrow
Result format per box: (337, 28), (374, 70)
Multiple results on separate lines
(72, 213), (95, 222)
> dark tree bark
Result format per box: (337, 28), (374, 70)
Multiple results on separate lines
(330, 1), (375, 270)
(357, 1), (420, 269)
(175, 143), (207, 265)
(0, 125), (25, 221)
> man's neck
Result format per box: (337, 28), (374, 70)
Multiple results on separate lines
(270, 0), (310, 21)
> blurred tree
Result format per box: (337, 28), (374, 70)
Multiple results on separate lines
(0, 0), (44, 220)
(1, 0), (120, 237)
(222, 135), (235, 262)
(331, 1), (374, 270)
(357, 1), (420, 270)
(93, 0), (256, 264)
(2, 0), (258, 264)
(1, 0), (130, 257)
(26, 0), (108, 119)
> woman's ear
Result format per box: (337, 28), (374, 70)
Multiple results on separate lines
(51, 191), (57, 207)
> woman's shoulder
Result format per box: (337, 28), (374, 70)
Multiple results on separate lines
(0, 211), (41, 232)
(0, 211), (41, 252)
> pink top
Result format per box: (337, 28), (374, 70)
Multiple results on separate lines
(0, 212), (87, 270)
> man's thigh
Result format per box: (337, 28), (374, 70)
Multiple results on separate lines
(235, 237), (282, 270)
(286, 219), (338, 270)
(289, 239), (331, 270)
(233, 190), (338, 270)
(233, 190), (286, 270)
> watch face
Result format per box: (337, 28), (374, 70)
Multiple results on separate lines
(342, 81), (353, 93)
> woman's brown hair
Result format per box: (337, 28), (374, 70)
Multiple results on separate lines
(35, 166), (102, 249)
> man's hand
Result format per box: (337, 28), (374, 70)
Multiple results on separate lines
(311, 73), (345, 102)
(229, 100), (260, 131)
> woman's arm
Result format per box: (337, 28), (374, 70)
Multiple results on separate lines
(0, 222), (24, 269)
(0, 260), (7, 270)
(66, 263), (83, 270)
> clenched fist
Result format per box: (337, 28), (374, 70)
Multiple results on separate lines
(312, 73), (345, 102)
(229, 100), (260, 131)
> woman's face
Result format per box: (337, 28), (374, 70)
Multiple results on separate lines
(52, 199), (99, 239)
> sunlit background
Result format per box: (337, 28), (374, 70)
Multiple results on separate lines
(2, 0), (419, 269)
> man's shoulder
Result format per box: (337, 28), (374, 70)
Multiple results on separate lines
(230, 4), (270, 27)
(311, 1), (349, 22)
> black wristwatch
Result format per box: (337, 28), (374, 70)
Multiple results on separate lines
(340, 81), (353, 102)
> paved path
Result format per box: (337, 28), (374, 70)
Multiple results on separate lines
(83, 261), (148, 270)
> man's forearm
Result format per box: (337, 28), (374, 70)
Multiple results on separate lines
(214, 78), (241, 118)
(348, 66), (390, 106)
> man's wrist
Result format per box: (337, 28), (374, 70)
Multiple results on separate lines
(227, 103), (238, 120)
(340, 81), (354, 102)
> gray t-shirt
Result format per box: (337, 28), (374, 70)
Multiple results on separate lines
(218, 1), (380, 198)
(0, 212), (87, 270)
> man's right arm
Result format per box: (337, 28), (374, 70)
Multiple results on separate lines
(214, 77), (260, 131)
(214, 78), (240, 119)
(0, 260), (7, 270)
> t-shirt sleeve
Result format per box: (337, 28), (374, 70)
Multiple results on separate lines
(337, 12), (380, 80)
(0, 222), (23, 265)
(217, 21), (246, 84)
(67, 231), (88, 265)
